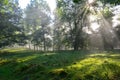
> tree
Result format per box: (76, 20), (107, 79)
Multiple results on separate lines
(56, 0), (89, 50)
(55, 0), (120, 50)
(24, 0), (51, 51)
(90, 1), (120, 50)
(0, 0), (25, 48)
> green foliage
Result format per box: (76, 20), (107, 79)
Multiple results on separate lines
(73, 0), (120, 5)
(73, 0), (84, 4)
(100, 7), (113, 18)
(0, 0), (26, 48)
(24, 0), (51, 51)
(73, 0), (80, 3)
(56, 0), (88, 50)
(99, 0), (120, 5)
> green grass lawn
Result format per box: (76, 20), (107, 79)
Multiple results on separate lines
(0, 48), (120, 80)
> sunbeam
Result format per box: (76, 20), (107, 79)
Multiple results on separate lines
(88, 0), (96, 5)
(86, 0), (120, 50)
(98, 12), (120, 49)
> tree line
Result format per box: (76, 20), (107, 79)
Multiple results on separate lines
(0, 0), (120, 51)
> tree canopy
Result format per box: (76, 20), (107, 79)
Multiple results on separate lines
(0, 0), (26, 48)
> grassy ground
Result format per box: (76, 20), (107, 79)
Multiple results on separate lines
(0, 48), (120, 80)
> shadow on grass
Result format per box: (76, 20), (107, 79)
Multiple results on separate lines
(0, 49), (91, 80)
(0, 49), (120, 80)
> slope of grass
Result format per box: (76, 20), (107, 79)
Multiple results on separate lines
(0, 48), (120, 80)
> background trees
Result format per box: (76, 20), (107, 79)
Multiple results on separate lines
(54, 0), (120, 50)
(0, 0), (26, 48)
(24, 0), (51, 51)
(0, 0), (120, 51)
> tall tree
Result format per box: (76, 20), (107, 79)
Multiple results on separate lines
(24, 0), (51, 51)
(0, 0), (25, 48)
(56, 0), (89, 50)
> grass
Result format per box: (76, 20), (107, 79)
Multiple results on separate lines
(0, 48), (120, 80)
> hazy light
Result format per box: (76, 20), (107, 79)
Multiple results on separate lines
(89, 14), (96, 22)
(19, 0), (30, 9)
(89, 14), (99, 31)
(112, 15), (120, 27)
(88, 0), (95, 4)
(91, 22), (99, 31)
(45, 0), (56, 11)
(112, 5), (120, 15)
(86, 30), (92, 34)
(19, 0), (56, 11)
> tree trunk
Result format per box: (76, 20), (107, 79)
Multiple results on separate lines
(34, 45), (35, 51)
(29, 42), (31, 49)
(43, 34), (46, 51)
(74, 36), (79, 50)
(73, 21), (80, 51)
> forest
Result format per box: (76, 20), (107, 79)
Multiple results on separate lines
(0, 0), (120, 80)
